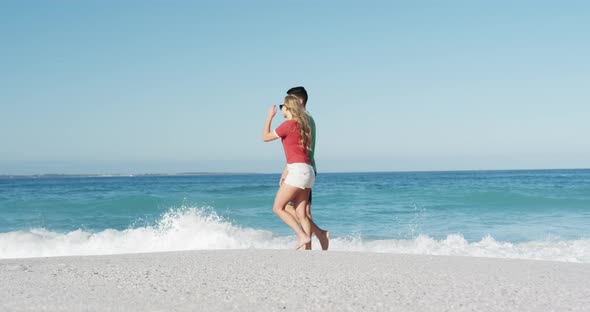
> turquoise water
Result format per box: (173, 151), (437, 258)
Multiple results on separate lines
(1, 169), (589, 262)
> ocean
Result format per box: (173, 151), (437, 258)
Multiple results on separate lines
(1, 169), (589, 262)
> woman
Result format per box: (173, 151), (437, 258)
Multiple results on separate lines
(262, 95), (315, 249)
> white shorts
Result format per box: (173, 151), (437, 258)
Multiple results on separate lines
(284, 163), (315, 190)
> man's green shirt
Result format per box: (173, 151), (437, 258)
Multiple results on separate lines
(307, 111), (316, 173)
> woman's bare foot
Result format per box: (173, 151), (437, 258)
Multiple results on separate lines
(318, 230), (330, 250)
(295, 236), (311, 250)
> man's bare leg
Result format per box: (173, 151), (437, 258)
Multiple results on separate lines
(306, 202), (329, 250)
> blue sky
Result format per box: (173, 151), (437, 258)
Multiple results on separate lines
(1, 1), (589, 174)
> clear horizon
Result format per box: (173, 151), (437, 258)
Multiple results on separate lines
(0, 163), (588, 177)
(2, 1), (589, 175)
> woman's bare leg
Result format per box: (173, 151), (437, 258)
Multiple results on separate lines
(285, 201), (329, 250)
(294, 189), (312, 250)
(285, 203), (297, 221)
(273, 184), (310, 249)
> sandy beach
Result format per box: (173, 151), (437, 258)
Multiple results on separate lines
(1, 250), (589, 311)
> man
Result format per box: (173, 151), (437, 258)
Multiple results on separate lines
(281, 86), (329, 250)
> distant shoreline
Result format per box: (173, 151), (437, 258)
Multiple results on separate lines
(1, 168), (588, 179)
(0, 172), (260, 179)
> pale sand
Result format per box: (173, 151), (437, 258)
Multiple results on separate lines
(1, 250), (589, 311)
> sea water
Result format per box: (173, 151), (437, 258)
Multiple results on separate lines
(1, 169), (589, 262)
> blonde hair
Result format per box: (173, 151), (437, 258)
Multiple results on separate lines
(283, 95), (312, 152)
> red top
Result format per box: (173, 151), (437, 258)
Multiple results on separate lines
(274, 120), (311, 165)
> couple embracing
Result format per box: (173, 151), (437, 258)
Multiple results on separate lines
(262, 87), (329, 250)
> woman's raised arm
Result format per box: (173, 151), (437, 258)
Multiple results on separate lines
(262, 105), (279, 142)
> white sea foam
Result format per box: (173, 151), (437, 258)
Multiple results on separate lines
(1, 207), (588, 262)
(329, 234), (590, 263)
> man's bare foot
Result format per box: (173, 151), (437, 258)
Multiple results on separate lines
(295, 236), (311, 250)
(318, 230), (330, 250)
